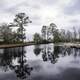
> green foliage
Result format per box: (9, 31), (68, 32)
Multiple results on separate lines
(41, 23), (60, 43)
(0, 13), (31, 44)
(53, 29), (61, 43)
(33, 33), (42, 44)
(13, 13), (31, 42)
(41, 25), (48, 40)
(0, 23), (13, 43)
(49, 23), (57, 35)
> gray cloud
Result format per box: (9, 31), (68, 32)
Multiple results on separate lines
(0, 0), (80, 34)
(0, 0), (57, 14)
(31, 15), (42, 26)
(64, 0), (80, 15)
(35, 0), (58, 6)
(69, 19), (79, 23)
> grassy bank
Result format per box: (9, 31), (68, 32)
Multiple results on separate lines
(0, 41), (52, 48)
(0, 42), (80, 48)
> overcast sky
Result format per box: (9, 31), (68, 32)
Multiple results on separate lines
(0, 0), (80, 35)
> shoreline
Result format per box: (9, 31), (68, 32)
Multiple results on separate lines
(0, 42), (80, 48)
(0, 42), (51, 48)
(55, 42), (80, 48)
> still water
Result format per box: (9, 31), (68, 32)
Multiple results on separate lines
(0, 43), (80, 80)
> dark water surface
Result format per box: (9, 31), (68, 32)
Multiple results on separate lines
(0, 43), (80, 80)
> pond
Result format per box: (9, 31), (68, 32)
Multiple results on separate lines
(0, 43), (80, 80)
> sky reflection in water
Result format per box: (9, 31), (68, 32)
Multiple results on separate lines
(0, 44), (80, 80)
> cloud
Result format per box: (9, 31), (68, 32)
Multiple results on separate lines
(64, 0), (80, 15)
(0, 0), (80, 35)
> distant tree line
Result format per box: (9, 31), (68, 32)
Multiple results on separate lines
(33, 23), (80, 44)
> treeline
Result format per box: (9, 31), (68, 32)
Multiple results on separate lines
(0, 13), (31, 44)
(33, 23), (80, 44)
(0, 12), (79, 44)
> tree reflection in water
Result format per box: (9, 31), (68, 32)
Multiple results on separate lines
(41, 44), (60, 64)
(33, 44), (61, 64)
(0, 44), (80, 79)
(0, 47), (33, 80)
(33, 45), (41, 56)
(33, 44), (80, 64)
